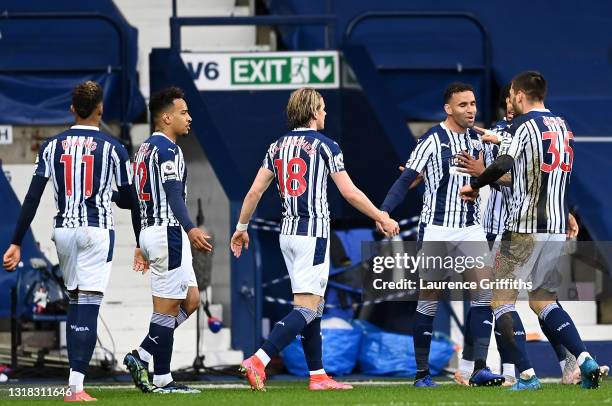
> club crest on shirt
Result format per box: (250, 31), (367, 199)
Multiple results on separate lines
(470, 138), (483, 150)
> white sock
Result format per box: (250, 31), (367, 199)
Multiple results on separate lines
(520, 368), (535, 379)
(153, 372), (173, 387)
(560, 360), (566, 372)
(309, 369), (326, 376)
(69, 369), (84, 393)
(577, 352), (590, 366)
(137, 347), (152, 363)
(255, 349), (271, 366)
(502, 363), (515, 378)
(459, 359), (474, 375)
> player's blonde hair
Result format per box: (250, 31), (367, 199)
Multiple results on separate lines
(286, 88), (323, 129)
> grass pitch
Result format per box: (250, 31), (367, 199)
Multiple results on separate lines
(1, 379), (610, 405)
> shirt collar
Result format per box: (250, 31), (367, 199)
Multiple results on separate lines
(440, 121), (469, 136)
(292, 127), (315, 132)
(152, 131), (176, 144)
(70, 125), (99, 131)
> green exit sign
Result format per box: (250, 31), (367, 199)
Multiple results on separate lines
(232, 55), (335, 86)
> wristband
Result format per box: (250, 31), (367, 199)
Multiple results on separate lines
(236, 222), (249, 232)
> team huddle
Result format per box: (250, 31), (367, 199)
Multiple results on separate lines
(1, 71), (607, 399)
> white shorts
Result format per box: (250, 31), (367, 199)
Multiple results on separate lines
(279, 234), (329, 296)
(419, 224), (491, 281)
(139, 225), (197, 299)
(53, 227), (114, 293)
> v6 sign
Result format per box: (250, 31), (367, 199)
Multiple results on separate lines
(182, 51), (339, 91)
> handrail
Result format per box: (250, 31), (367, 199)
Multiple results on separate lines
(169, 15), (337, 51)
(344, 11), (493, 126)
(0, 11), (132, 148)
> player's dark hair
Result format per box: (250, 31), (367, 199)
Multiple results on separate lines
(499, 83), (511, 110)
(72, 81), (103, 119)
(444, 82), (474, 103)
(149, 87), (185, 123)
(286, 88), (323, 129)
(511, 71), (546, 102)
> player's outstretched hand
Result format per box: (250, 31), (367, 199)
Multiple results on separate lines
(188, 228), (213, 252)
(230, 230), (249, 258)
(567, 212), (579, 239)
(459, 184), (479, 202)
(3, 244), (21, 272)
(133, 248), (149, 274)
(455, 151), (485, 177)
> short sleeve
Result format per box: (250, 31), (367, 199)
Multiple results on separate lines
(321, 140), (345, 173)
(261, 143), (275, 170)
(113, 143), (133, 187)
(405, 134), (435, 173)
(499, 123), (527, 159)
(157, 145), (179, 184)
(33, 140), (52, 178)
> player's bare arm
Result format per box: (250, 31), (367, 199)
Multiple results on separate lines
(330, 171), (399, 237)
(231, 167), (275, 258)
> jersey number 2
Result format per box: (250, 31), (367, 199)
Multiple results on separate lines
(274, 158), (307, 197)
(60, 154), (93, 197)
(540, 131), (573, 173)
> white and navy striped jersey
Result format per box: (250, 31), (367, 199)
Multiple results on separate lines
(482, 118), (513, 236)
(262, 129), (345, 238)
(406, 122), (491, 229)
(34, 125), (132, 229)
(133, 132), (187, 229)
(499, 109), (573, 234)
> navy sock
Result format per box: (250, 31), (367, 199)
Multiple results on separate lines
(413, 300), (437, 377)
(538, 315), (568, 361)
(494, 306), (531, 373)
(469, 305), (494, 365)
(261, 307), (315, 358)
(70, 293), (102, 374)
(539, 303), (586, 358)
(140, 312), (175, 375)
(301, 318), (323, 372)
(301, 301), (324, 372)
(462, 307), (474, 361)
(494, 322), (511, 364)
(66, 293), (78, 367)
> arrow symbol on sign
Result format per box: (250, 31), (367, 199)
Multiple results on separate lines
(312, 58), (332, 81)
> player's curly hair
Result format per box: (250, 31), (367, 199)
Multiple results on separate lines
(149, 87), (185, 123)
(511, 71), (546, 102)
(71, 81), (103, 119)
(286, 88), (323, 129)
